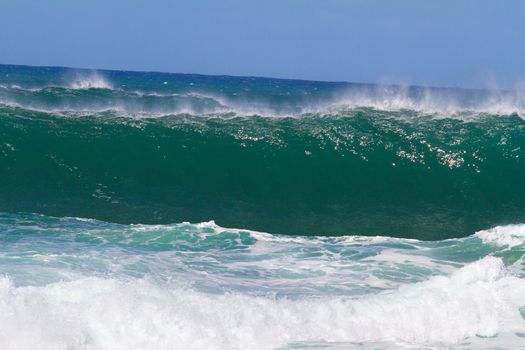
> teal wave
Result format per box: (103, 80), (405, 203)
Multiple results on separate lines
(1, 103), (524, 239)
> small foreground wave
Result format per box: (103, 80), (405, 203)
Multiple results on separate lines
(0, 257), (523, 350)
(1, 213), (525, 349)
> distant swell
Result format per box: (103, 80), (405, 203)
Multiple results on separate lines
(1, 65), (525, 118)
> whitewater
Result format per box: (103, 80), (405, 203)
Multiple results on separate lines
(0, 214), (525, 349)
(1, 64), (525, 349)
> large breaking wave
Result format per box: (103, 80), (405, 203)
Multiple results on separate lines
(1, 65), (525, 238)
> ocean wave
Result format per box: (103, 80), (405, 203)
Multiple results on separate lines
(4, 64), (525, 350)
(1, 106), (524, 238)
(2, 65), (525, 238)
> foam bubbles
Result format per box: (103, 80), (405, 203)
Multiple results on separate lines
(0, 257), (524, 349)
(1, 214), (525, 348)
(476, 224), (525, 248)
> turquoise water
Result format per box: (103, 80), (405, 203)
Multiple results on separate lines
(1, 64), (525, 349)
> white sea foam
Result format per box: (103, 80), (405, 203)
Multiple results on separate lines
(475, 224), (525, 248)
(0, 256), (524, 350)
(1, 215), (525, 348)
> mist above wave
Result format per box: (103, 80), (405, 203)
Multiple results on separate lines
(1, 65), (525, 117)
(68, 72), (113, 90)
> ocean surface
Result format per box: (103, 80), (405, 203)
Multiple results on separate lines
(1, 64), (525, 349)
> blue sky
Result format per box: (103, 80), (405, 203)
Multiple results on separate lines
(1, 0), (524, 88)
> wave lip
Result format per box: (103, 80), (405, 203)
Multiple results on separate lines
(331, 85), (525, 117)
(1, 64), (525, 118)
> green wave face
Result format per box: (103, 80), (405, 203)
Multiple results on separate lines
(1, 104), (524, 239)
(2, 64), (525, 239)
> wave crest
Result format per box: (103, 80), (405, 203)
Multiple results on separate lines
(68, 72), (113, 90)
